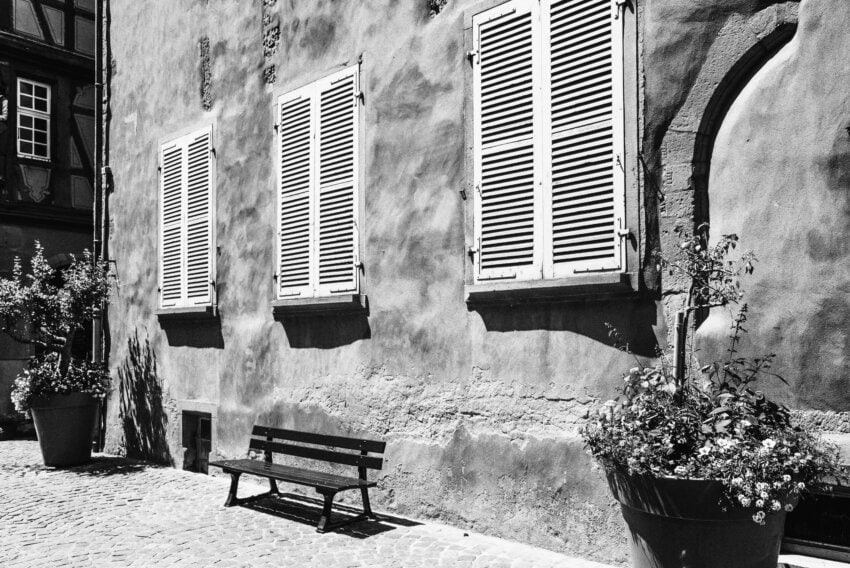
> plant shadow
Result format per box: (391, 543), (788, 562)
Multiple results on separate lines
(240, 492), (421, 538)
(117, 331), (172, 465)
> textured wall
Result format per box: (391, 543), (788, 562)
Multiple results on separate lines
(104, 0), (849, 563)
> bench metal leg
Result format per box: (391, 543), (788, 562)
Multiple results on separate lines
(360, 486), (375, 518)
(269, 478), (279, 495)
(224, 472), (242, 507)
(316, 489), (337, 533)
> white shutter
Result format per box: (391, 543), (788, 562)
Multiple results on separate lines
(276, 91), (315, 298)
(159, 143), (184, 308)
(314, 67), (359, 295)
(472, 0), (544, 283)
(545, 0), (624, 276)
(159, 126), (215, 309)
(184, 128), (213, 304)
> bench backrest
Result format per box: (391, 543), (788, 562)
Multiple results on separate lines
(249, 425), (386, 474)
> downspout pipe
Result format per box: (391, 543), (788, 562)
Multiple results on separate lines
(92, 0), (110, 451)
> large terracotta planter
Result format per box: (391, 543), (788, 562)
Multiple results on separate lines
(606, 469), (789, 568)
(30, 392), (98, 467)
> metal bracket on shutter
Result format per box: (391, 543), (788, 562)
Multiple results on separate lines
(273, 123), (279, 133)
(613, 0), (630, 19)
(466, 50), (478, 64)
(467, 245), (478, 260)
(617, 227), (632, 238)
(354, 91), (364, 103)
(459, 188), (467, 201)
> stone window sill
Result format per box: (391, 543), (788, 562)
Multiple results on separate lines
(156, 305), (218, 322)
(272, 294), (368, 319)
(465, 273), (638, 307)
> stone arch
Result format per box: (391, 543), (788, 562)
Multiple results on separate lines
(658, 3), (799, 318)
(691, 22), (798, 232)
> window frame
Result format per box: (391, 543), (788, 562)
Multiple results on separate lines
(272, 63), (364, 306)
(16, 77), (51, 162)
(156, 124), (217, 315)
(463, 0), (641, 304)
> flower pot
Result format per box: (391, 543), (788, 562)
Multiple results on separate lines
(30, 392), (98, 467)
(606, 469), (788, 568)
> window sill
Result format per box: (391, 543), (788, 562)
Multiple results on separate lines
(156, 305), (218, 322)
(465, 272), (638, 307)
(272, 294), (368, 319)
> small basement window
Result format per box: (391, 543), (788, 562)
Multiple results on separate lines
(182, 411), (212, 474)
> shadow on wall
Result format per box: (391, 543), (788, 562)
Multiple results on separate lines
(278, 313), (371, 349)
(474, 298), (660, 357)
(160, 316), (225, 349)
(117, 331), (173, 465)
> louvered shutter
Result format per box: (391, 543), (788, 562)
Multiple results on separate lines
(277, 91), (315, 298)
(472, 0), (544, 283)
(184, 128), (213, 304)
(314, 67), (359, 295)
(159, 142), (184, 308)
(545, 0), (624, 276)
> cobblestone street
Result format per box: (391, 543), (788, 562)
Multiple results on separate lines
(1, 441), (613, 568)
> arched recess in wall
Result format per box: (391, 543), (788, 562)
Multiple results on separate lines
(691, 23), (798, 231)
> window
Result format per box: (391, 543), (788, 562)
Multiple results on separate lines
(158, 126), (215, 310)
(469, 0), (626, 285)
(17, 78), (51, 161)
(275, 64), (361, 300)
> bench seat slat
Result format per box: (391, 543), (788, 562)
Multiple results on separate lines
(249, 438), (383, 470)
(251, 425), (387, 454)
(209, 459), (376, 492)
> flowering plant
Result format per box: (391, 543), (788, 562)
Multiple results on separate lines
(583, 226), (841, 523)
(0, 243), (112, 412)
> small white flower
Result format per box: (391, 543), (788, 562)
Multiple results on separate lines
(739, 496), (751, 507)
(753, 511), (766, 524)
(782, 475), (791, 483)
(762, 439), (776, 450)
(771, 501), (781, 511)
(784, 504), (794, 512)
(797, 482), (806, 490)
(755, 499), (764, 508)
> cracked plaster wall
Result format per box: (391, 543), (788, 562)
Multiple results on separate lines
(104, 0), (848, 563)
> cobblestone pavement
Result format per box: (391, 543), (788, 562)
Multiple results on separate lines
(1, 441), (613, 568)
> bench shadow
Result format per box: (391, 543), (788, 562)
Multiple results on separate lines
(240, 492), (421, 538)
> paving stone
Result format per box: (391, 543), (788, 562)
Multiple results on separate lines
(0, 441), (614, 568)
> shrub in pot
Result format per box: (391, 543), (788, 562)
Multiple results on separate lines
(583, 227), (842, 568)
(0, 243), (111, 466)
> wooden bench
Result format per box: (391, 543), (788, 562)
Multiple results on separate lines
(209, 425), (386, 532)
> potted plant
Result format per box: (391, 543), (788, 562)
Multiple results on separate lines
(583, 226), (842, 568)
(0, 242), (111, 466)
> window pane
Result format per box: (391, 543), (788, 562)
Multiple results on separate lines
(20, 95), (33, 109)
(34, 99), (48, 113)
(20, 82), (32, 96)
(33, 118), (48, 131)
(20, 128), (33, 142)
(33, 85), (47, 99)
(34, 143), (48, 157)
(33, 131), (47, 144)
(20, 141), (33, 154)
(20, 115), (32, 127)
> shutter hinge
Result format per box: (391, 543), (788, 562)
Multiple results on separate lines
(459, 188), (467, 201)
(614, 0), (629, 19)
(273, 123), (279, 133)
(466, 50), (478, 64)
(467, 245), (478, 259)
(354, 90), (364, 103)
(617, 227), (632, 238)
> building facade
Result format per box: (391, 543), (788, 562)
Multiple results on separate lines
(104, 0), (850, 563)
(0, 0), (97, 429)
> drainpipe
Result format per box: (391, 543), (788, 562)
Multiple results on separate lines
(92, 0), (110, 451)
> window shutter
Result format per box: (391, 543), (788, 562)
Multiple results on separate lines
(314, 68), (359, 295)
(159, 143), (184, 308)
(472, 0), (544, 282)
(546, 0), (624, 276)
(184, 128), (213, 304)
(277, 93), (314, 298)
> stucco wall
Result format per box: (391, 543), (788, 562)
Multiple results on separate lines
(104, 0), (849, 563)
